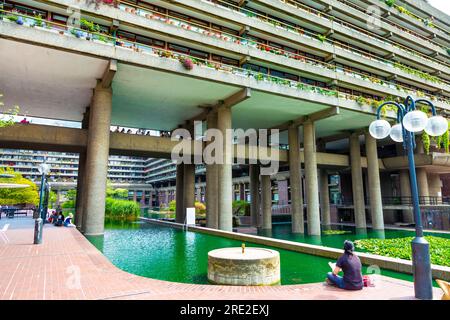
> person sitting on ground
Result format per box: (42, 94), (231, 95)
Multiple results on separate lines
(20, 117), (29, 124)
(326, 240), (363, 290)
(55, 211), (65, 227)
(64, 213), (76, 227)
(48, 210), (58, 224)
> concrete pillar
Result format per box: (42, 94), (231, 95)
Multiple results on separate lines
(239, 183), (245, 201)
(303, 120), (320, 236)
(133, 191), (137, 202)
(141, 190), (146, 206)
(75, 150), (86, 229)
(183, 163), (195, 215)
(175, 164), (185, 223)
(217, 106), (233, 231)
(417, 168), (429, 203)
(349, 133), (366, 229)
(288, 125), (304, 233)
(365, 133), (384, 230)
(319, 169), (331, 226)
(399, 170), (414, 223)
(249, 164), (260, 227)
(428, 173), (442, 204)
(206, 111), (218, 229)
(261, 173), (272, 230)
(82, 84), (112, 236)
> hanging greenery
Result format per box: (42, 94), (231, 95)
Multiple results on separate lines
(422, 131), (430, 154)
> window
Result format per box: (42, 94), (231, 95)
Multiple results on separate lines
(243, 63), (268, 74)
(211, 55), (239, 66)
(270, 70), (298, 81)
(168, 43), (208, 59)
(169, 10), (209, 27)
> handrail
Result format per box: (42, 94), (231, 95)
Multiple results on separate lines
(1, 9), (449, 108)
(116, 1), (448, 92)
(207, 0), (450, 70)
(280, 0), (450, 59)
(334, 0), (450, 40)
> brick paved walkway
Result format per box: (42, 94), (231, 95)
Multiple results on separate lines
(0, 218), (441, 300)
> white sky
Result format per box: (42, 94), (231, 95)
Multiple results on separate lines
(427, 0), (450, 15)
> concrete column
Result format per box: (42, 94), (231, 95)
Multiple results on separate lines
(249, 164), (260, 227)
(261, 173), (272, 230)
(319, 169), (331, 226)
(175, 164), (185, 223)
(75, 150), (86, 229)
(428, 173), (442, 204)
(303, 120), (320, 236)
(183, 163), (195, 215)
(133, 191), (137, 202)
(399, 170), (414, 223)
(217, 106), (233, 231)
(82, 84), (112, 236)
(417, 168), (429, 203)
(349, 133), (366, 229)
(288, 125), (304, 233)
(206, 111), (218, 229)
(365, 133), (384, 230)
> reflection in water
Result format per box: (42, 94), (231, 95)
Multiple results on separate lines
(371, 229), (386, 239)
(355, 228), (368, 238)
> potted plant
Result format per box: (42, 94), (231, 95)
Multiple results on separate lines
(180, 57), (194, 70)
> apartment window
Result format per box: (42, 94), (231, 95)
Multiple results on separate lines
(138, 1), (167, 14)
(211, 55), (239, 66)
(211, 24), (238, 35)
(242, 63), (268, 74)
(168, 44), (208, 59)
(169, 10), (209, 27)
(270, 70), (298, 81)
(136, 35), (165, 48)
(268, 42), (297, 54)
(4, 1), (47, 18)
(51, 14), (68, 25)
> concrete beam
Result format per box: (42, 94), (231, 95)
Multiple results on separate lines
(0, 123), (366, 168)
(221, 87), (252, 108)
(274, 107), (340, 131)
(239, 25), (250, 36)
(101, 59), (117, 89)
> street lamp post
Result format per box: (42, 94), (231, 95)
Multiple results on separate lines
(34, 161), (51, 244)
(369, 95), (447, 300)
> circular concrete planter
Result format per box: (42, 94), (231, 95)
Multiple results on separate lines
(207, 247), (280, 286)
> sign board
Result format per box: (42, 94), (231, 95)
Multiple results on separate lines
(186, 207), (196, 225)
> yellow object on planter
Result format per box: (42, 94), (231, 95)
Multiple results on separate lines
(436, 279), (450, 300)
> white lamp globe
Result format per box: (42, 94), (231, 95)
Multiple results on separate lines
(402, 110), (428, 132)
(369, 119), (391, 139)
(38, 163), (50, 175)
(389, 123), (403, 142)
(424, 115), (448, 137)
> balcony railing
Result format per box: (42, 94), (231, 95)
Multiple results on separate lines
(117, 0), (449, 89)
(1, 9), (450, 108)
(206, 0), (450, 72)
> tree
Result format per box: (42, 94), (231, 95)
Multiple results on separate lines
(66, 189), (77, 201)
(0, 167), (39, 205)
(0, 93), (19, 128)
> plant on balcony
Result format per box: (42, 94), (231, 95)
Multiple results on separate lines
(80, 18), (100, 33)
(180, 57), (194, 70)
(6, 15), (18, 23)
(447, 48), (450, 56)
(317, 34), (327, 43)
(384, 0), (395, 7)
(422, 131), (431, 154)
(0, 94), (19, 128)
(32, 13), (44, 27)
(70, 28), (82, 38)
(15, 16), (23, 25)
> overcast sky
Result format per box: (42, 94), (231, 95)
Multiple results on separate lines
(427, 0), (450, 15)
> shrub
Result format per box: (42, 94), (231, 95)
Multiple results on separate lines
(168, 200), (176, 212)
(232, 200), (250, 216)
(355, 236), (450, 267)
(385, 0), (395, 7)
(0, 168), (39, 205)
(61, 200), (75, 209)
(105, 197), (140, 221)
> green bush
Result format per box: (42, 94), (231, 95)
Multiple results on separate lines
(105, 197), (140, 221)
(355, 236), (450, 267)
(61, 200), (75, 209)
(232, 200), (250, 216)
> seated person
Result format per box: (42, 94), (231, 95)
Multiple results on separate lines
(54, 211), (65, 227)
(326, 240), (363, 290)
(48, 210), (58, 224)
(64, 213), (76, 227)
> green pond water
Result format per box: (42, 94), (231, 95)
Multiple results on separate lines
(86, 221), (435, 285)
